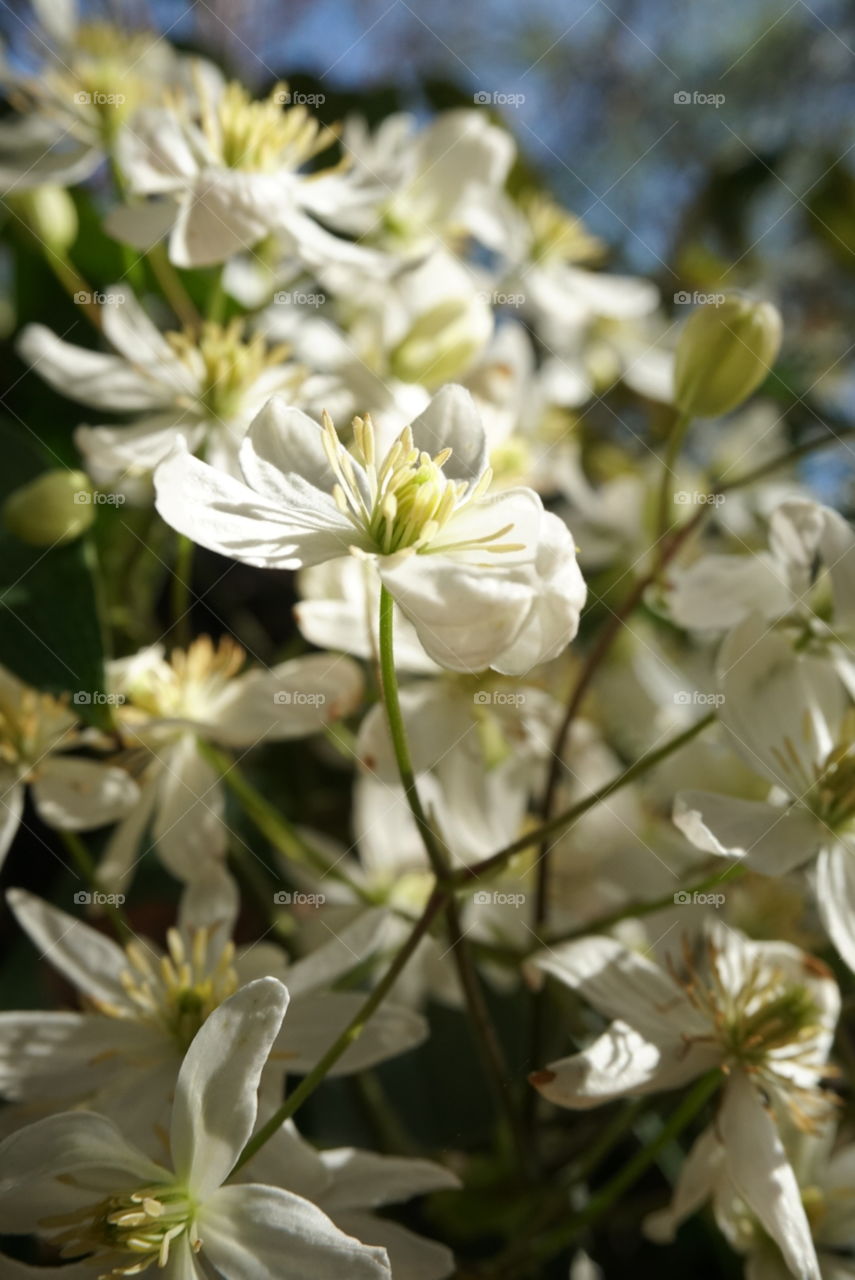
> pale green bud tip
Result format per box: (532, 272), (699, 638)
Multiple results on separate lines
(674, 294), (783, 419)
(8, 186), (79, 254)
(3, 469), (95, 546)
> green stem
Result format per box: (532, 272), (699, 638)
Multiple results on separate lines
(378, 585), (528, 1171)
(455, 712), (717, 887)
(232, 886), (448, 1173)
(528, 1070), (722, 1265)
(61, 830), (130, 940)
(148, 244), (200, 330)
(656, 411), (691, 541)
(206, 269), (227, 324)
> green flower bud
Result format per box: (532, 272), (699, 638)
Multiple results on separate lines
(3, 470), (95, 546)
(8, 186), (79, 255)
(389, 300), (482, 389)
(674, 294), (782, 419)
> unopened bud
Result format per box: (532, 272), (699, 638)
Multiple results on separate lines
(9, 186), (78, 254)
(3, 470), (94, 546)
(674, 295), (782, 418)
(389, 300), (482, 389)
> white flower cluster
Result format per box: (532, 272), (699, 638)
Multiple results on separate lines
(1, 5), (854, 1280)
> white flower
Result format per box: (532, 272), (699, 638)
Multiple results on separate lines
(0, 6), (187, 192)
(100, 636), (363, 888)
(18, 291), (334, 492)
(109, 74), (370, 269)
(0, 879), (424, 1153)
(326, 110), (515, 258)
(0, 666), (138, 871)
(671, 614), (855, 971)
(0, 978), (392, 1278)
(666, 498), (855, 658)
(154, 386), (586, 675)
(528, 923), (839, 1280)
(647, 1120), (855, 1280)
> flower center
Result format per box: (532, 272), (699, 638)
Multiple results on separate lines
(167, 321), (294, 423)
(43, 1183), (198, 1276)
(0, 689), (74, 771)
(522, 193), (603, 266)
(94, 927), (239, 1049)
(198, 78), (334, 172)
(321, 411), (522, 558)
(805, 728), (855, 833)
(121, 636), (245, 726)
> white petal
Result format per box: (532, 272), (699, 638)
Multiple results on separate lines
(816, 843), (855, 973)
(115, 108), (198, 195)
(17, 324), (168, 412)
(718, 1073), (821, 1280)
(169, 171), (273, 267)
(31, 756), (139, 831)
(532, 1021), (713, 1109)
(644, 1127), (721, 1242)
(279, 992), (426, 1074)
(284, 908), (394, 997)
(199, 1183), (391, 1279)
(240, 397), (354, 502)
(379, 556), (533, 673)
(151, 738), (227, 881)
(409, 385), (487, 482)
(170, 977), (289, 1198)
(210, 653), (364, 745)
(673, 791), (820, 876)
(0, 779), (24, 869)
(330, 1210), (454, 1280)
(155, 441), (350, 569)
(319, 1148), (460, 1209)
(6, 888), (127, 1005)
(666, 554), (793, 631)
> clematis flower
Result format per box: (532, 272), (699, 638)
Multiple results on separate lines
(0, 878), (424, 1151)
(528, 923), (839, 1280)
(0, 978), (392, 1277)
(154, 386), (586, 675)
(0, 666), (138, 871)
(18, 290), (335, 493)
(671, 614), (855, 971)
(646, 1119), (855, 1280)
(109, 73), (371, 269)
(99, 636), (363, 888)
